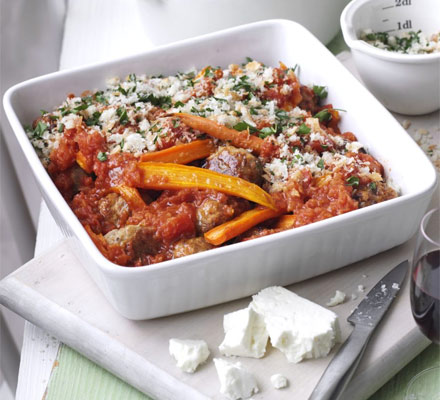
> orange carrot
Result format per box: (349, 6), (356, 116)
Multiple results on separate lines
(204, 207), (282, 246)
(175, 113), (263, 154)
(111, 186), (147, 211)
(137, 162), (277, 210)
(76, 151), (92, 174)
(274, 214), (297, 230)
(139, 140), (214, 164)
(85, 225), (109, 257)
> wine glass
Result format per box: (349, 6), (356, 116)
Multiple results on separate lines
(406, 208), (440, 400)
(411, 208), (440, 344)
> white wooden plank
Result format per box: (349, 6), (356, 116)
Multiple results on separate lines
(15, 203), (64, 400)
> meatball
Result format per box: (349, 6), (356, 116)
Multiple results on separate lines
(98, 193), (130, 229)
(172, 237), (214, 259)
(204, 146), (263, 185)
(298, 85), (319, 114)
(196, 198), (235, 233)
(353, 181), (398, 208)
(104, 224), (159, 258)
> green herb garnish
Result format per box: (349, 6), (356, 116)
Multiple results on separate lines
(259, 126), (277, 138)
(116, 107), (129, 125)
(313, 85), (328, 100)
(95, 91), (107, 104)
(233, 121), (258, 134)
(297, 123), (311, 135)
(85, 111), (102, 127)
(317, 158), (324, 169)
(33, 121), (48, 138)
(314, 109), (332, 123)
(97, 152), (107, 162)
(139, 94), (172, 109)
(346, 176), (360, 186)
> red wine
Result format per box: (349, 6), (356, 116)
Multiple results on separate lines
(411, 250), (440, 344)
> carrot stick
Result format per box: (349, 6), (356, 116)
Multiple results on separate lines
(111, 186), (147, 211)
(84, 225), (109, 257)
(137, 162), (277, 210)
(274, 214), (297, 230)
(204, 207), (282, 246)
(175, 113), (263, 154)
(139, 140), (214, 164)
(76, 151), (92, 174)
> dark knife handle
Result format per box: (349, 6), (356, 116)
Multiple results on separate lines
(309, 324), (373, 400)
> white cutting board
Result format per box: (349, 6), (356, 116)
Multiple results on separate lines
(0, 231), (433, 400)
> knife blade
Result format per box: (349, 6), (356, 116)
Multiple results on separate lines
(309, 260), (408, 400)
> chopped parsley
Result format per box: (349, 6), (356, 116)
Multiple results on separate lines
(95, 91), (107, 104)
(116, 107), (129, 125)
(317, 158), (325, 169)
(233, 75), (253, 93)
(346, 176), (360, 186)
(139, 94), (172, 109)
(313, 85), (328, 100)
(369, 182), (377, 192)
(85, 111), (102, 127)
(31, 121), (48, 138)
(97, 152), (107, 162)
(203, 66), (214, 78)
(259, 126), (277, 138)
(249, 107), (258, 115)
(314, 109), (332, 123)
(297, 123), (311, 135)
(73, 103), (89, 113)
(58, 123), (65, 133)
(233, 121), (258, 134)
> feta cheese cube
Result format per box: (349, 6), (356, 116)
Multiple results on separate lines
(251, 286), (341, 363)
(169, 338), (210, 373)
(219, 306), (268, 358)
(213, 358), (259, 400)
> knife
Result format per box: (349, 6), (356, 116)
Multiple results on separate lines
(309, 260), (408, 400)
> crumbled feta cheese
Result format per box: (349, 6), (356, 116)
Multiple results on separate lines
(169, 338), (210, 373)
(326, 290), (346, 307)
(345, 141), (364, 153)
(402, 120), (411, 129)
(251, 286), (341, 363)
(270, 374), (288, 389)
(123, 133), (147, 155)
(213, 358), (259, 400)
(219, 306), (268, 358)
(62, 114), (81, 130)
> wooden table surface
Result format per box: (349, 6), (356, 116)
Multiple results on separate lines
(14, 4), (440, 399)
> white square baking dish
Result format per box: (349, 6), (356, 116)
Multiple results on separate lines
(4, 20), (437, 319)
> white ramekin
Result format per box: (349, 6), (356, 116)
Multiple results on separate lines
(341, 0), (440, 115)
